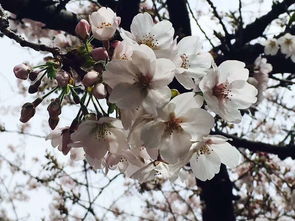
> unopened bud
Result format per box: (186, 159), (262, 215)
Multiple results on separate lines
(28, 80), (41, 94)
(20, 102), (35, 123)
(47, 98), (61, 118)
(91, 47), (109, 61)
(92, 83), (107, 99)
(61, 129), (72, 155)
(49, 117), (59, 130)
(56, 70), (70, 87)
(29, 71), (39, 81)
(82, 71), (99, 87)
(13, 64), (31, 80)
(75, 19), (91, 40)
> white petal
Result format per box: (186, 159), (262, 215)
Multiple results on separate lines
(109, 83), (145, 109)
(180, 108), (214, 140)
(131, 13), (153, 40)
(150, 20), (174, 48)
(141, 121), (165, 149)
(218, 60), (249, 83)
(131, 45), (156, 75)
(103, 60), (138, 88)
(160, 131), (192, 164)
(190, 151), (221, 181)
(177, 36), (202, 55)
(142, 87), (171, 114)
(229, 81), (258, 109)
(151, 58), (175, 88)
(212, 142), (241, 168)
(175, 72), (196, 90)
(170, 92), (204, 116)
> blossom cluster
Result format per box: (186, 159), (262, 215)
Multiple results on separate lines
(264, 33), (295, 62)
(15, 7), (258, 183)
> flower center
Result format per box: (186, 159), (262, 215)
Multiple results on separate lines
(98, 22), (112, 29)
(138, 34), (158, 49)
(195, 143), (213, 157)
(95, 123), (111, 139)
(269, 40), (276, 48)
(180, 54), (190, 69)
(285, 38), (293, 46)
(164, 113), (183, 136)
(137, 74), (152, 90)
(212, 83), (232, 100)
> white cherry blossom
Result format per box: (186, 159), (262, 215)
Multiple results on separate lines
(264, 39), (279, 56)
(199, 60), (258, 123)
(70, 117), (128, 168)
(120, 12), (175, 58)
(278, 33), (295, 62)
(140, 92), (214, 164)
(174, 36), (213, 90)
(190, 135), (241, 181)
(103, 44), (175, 113)
(89, 7), (121, 41)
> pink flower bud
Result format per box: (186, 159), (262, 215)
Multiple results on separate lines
(49, 117), (59, 130)
(92, 83), (107, 99)
(20, 102), (36, 123)
(56, 70), (70, 87)
(61, 128), (72, 155)
(47, 99), (61, 118)
(13, 64), (31, 80)
(82, 71), (99, 87)
(28, 79), (41, 94)
(75, 19), (91, 40)
(91, 47), (109, 61)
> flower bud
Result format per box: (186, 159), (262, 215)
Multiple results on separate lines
(47, 99), (61, 118)
(49, 117), (59, 130)
(61, 128), (72, 155)
(28, 80), (41, 94)
(20, 102), (36, 123)
(13, 64), (31, 80)
(91, 47), (109, 61)
(56, 70), (70, 87)
(75, 19), (91, 40)
(92, 83), (107, 99)
(82, 71), (99, 87)
(29, 71), (39, 81)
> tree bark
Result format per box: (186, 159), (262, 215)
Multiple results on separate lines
(197, 165), (236, 221)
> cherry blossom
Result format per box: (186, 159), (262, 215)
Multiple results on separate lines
(140, 92), (214, 163)
(120, 12), (175, 58)
(264, 39), (279, 56)
(278, 33), (295, 62)
(199, 60), (258, 123)
(190, 135), (241, 181)
(174, 36), (213, 90)
(70, 117), (128, 168)
(103, 44), (175, 113)
(89, 7), (121, 41)
(46, 127), (72, 155)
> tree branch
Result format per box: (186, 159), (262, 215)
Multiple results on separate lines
(234, 0), (294, 47)
(0, 0), (79, 35)
(166, 0), (191, 39)
(0, 9), (60, 55)
(214, 131), (295, 160)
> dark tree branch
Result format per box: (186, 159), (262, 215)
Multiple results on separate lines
(214, 131), (295, 160)
(197, 165), (236, 221)
(234, 0), (294, 47)
(116, 0), (140, 31)
(0, 0), (79, 35)
(0, 9), (60, 55)
(166, 0), (191, 39)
